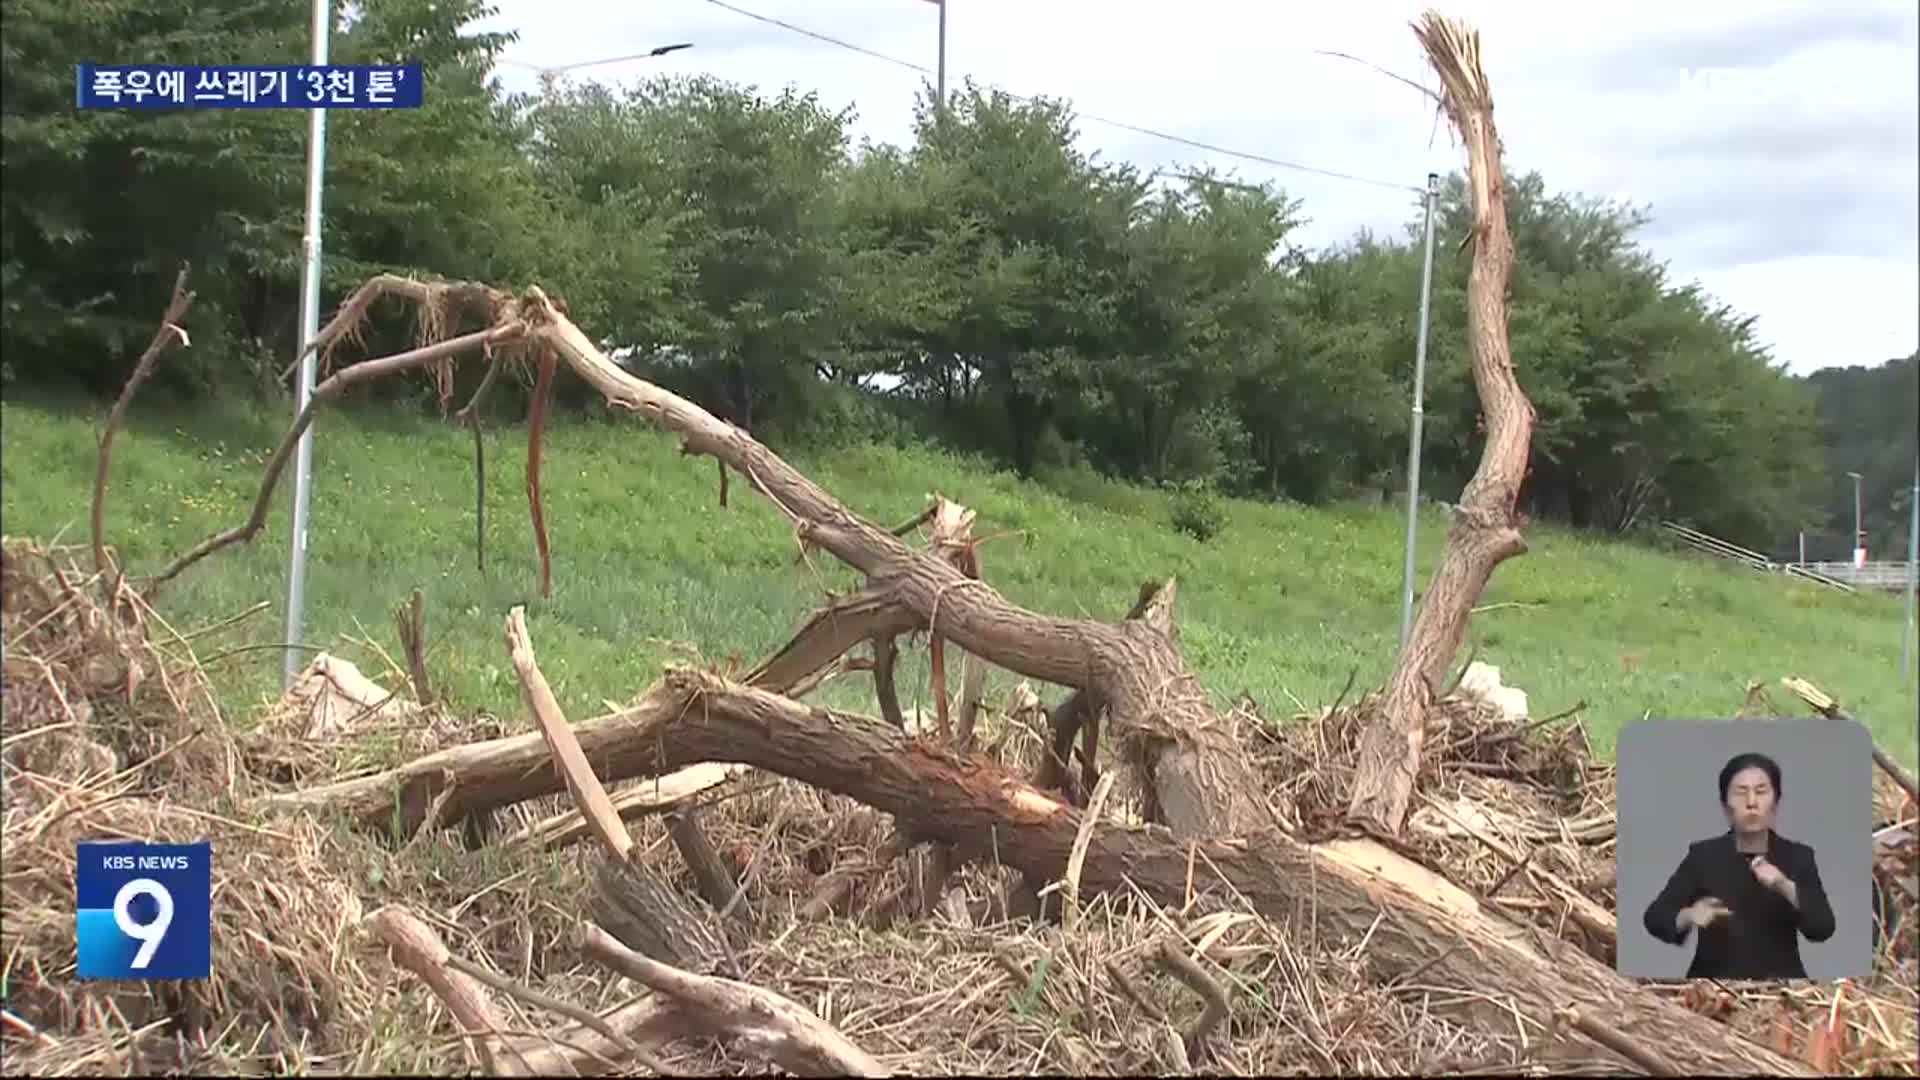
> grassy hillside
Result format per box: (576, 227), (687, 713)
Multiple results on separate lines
(3, 393), (1914, 766)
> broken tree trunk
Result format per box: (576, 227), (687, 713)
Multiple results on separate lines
(470, 663), (1807, 1077)
(1349, 11), (1537, 837)
(169, 276), (1270, 840)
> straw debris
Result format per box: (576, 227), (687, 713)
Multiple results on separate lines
(5, 523), (1916, 1075)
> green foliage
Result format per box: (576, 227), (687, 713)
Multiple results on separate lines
(2, 1), (1849, 544)
(1167, 479), (1226, 542)
(5, 396), (1913, 770)
(1792, 354), (1919, 560)
(0, 0), (523, 394)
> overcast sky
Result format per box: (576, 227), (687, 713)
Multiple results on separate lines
(479, 0), (1919, 375)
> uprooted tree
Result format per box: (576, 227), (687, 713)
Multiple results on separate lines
(125, 11), (1810, 1076)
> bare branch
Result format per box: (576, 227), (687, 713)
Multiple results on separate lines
(580, 922), (887, 1077)
(1157, 938), (1230, 1062)
(144, 321), (527, 595)
(94, 265), (195, 598)
(365, 905), (526, 1075)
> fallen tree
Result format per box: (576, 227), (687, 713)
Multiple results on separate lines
(135, 10), (1812, 1076)
(381, 634), (1804, 1076)
(159, 266), (1266, 847)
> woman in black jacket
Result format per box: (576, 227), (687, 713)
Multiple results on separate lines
(1642, 751), (1836, 979)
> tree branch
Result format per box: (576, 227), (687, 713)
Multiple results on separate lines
(93, 265), (195, 600)
(580, 923), (886, 1077)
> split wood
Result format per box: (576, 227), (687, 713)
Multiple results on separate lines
(1347, 11), (1539, 837)
(1782, 676), (1919, 802)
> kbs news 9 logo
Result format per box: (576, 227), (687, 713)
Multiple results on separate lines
(75, 841), (211, 980)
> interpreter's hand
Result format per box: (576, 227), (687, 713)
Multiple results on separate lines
(1681, 896), (1730, 930)
(1749, 855), (1787, 893)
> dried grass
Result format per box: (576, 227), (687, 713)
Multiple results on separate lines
(1, 540), (373, 1074)
(3, 533), (1915, 1076)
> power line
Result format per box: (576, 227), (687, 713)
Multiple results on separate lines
(497, 0), (1421, 195)
(702, 0), (928, 76)
(698, 0), (1418, 194)
(498, 42), (693, 76)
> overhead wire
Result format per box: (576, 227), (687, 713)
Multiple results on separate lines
(494, 0), (1425, 195)
(695, 0), (1421, 194)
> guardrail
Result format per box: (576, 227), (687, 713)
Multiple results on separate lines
(1659, 522), (1858, 592)
(1659, 520), (1919, 593)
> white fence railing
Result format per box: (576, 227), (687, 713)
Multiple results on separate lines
(1793, 561), (1916, 592)
(1657, 522), (1919, 594)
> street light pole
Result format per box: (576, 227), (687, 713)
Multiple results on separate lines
(1848, 470), (1865, 568)
(934, 0), (947, 118)
(283, 0), (332, 689)
(1903, 455), (1917, 678)
(1399, 172), (1440, 649)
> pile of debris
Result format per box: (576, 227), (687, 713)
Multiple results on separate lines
(6, 535), (1915, 1075)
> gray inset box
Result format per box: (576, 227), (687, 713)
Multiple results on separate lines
(1615, 718), (1873, 981)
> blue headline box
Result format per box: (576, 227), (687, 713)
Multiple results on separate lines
(75, 840), (212, 979)
(76, 64), (423, 109)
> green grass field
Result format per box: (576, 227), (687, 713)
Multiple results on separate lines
(4, 392), (1914, 768)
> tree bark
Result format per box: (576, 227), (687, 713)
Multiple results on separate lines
(1349, 13), (1537, 836)
(564, 668), (1804, 1077)
(528, 292), (1273, 838)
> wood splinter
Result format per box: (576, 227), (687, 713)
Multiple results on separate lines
(506, 606), (731, 974)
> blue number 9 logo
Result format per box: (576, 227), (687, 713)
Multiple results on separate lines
(113, 878), (174, 969)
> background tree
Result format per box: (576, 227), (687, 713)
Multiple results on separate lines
(0, 0), (1855, 552)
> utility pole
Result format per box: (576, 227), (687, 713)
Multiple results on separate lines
(1903, 454), (1917, 678)
(1399, 172), (1440, 649)
(284, 0), (332, 688)
(933, 0), (947, 119)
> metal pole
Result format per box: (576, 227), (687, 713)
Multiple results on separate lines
(1903, 455), (1917, 677)
(935, 0), (947, 118)
(284, 0), (332, 688)
(1798, 530), (1805, 566)
(1853, 471), (1865, 566)
(1400, 172), (1440, 649)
